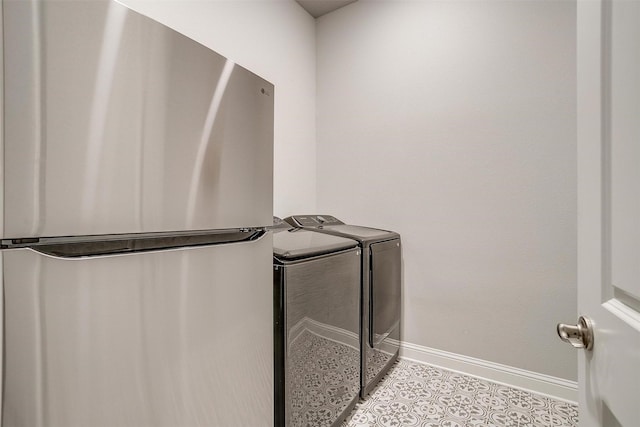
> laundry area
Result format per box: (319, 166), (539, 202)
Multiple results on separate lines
(273, 215), (401, 425)
(1, 0), (638, 426)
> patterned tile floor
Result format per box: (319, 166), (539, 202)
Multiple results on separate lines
(342, 359), (578, 427)
(288, 330), (361, 426)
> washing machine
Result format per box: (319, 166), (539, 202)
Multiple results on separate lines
(272, 218), (361, 427)
(284, 215), (401, 398)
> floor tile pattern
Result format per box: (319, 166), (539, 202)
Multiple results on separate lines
(288, 330), (360, 427)
(365, 347), (395, 383)
(343, 359), (578, 427)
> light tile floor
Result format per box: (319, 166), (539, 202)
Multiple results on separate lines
(289, 330), (361, 426)
(343, 359), (578, 427)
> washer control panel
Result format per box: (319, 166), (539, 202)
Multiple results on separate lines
(287, 215), (344, 227)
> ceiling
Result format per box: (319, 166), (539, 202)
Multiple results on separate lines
(295, 0), (358, 18)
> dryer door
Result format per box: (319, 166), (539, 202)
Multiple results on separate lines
(370, 239), (401, 351)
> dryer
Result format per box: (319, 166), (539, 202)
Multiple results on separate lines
(272, 218), (361, 426)
(284, 215), (401, 398)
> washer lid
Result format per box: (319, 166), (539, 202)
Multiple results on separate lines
(321, 224), (399, 241)
(273, 229), (357, 260)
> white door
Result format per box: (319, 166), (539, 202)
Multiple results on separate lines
(575, 0), (640, 425)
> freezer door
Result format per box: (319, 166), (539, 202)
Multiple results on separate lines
(2, 235), (273, 427)
(3, 0), (273, 238)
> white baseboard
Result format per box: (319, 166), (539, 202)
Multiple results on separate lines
(399, 341), (578, 403)
(286, 323), (577, 403)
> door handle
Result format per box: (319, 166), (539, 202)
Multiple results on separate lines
(557, 316), (594, 351)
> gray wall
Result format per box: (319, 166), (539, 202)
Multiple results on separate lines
(316, 0), (577, 380)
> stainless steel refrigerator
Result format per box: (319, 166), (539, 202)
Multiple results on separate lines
(1, 0), (274, 425)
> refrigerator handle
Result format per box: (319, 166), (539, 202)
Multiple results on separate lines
(1, 229), (266, 258)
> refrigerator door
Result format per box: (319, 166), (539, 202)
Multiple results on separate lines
(2, 235), (273, 427)
(3, 0), (273, 239)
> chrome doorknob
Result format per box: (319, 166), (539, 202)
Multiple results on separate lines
(557, 316), (594, 351)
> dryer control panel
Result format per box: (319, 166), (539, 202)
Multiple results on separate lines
(286, 215), (344, 227)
